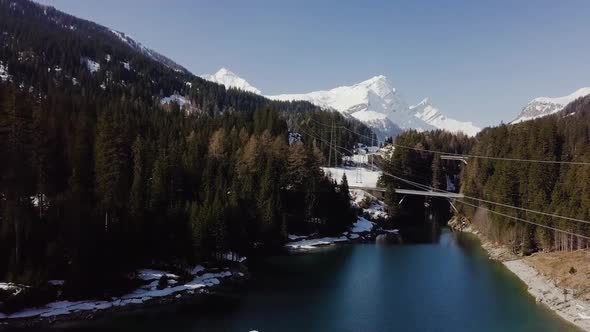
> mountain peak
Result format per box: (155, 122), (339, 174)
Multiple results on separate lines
(201, 68), (261, 94)
(513, 87), (590, 123)
(363, 75), (387, 83)
(357, 75), (394, 91)
(409, 98), (480, 136)
(269, 74), (480, 137)
(216, 67), (232, 75)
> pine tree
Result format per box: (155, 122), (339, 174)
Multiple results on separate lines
(129, 135), (145, 219)
(95, 109), (130, 231)
(339, 173), (350, 198)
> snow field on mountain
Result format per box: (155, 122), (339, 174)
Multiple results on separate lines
(513, 87), (590, 123)
(201, 68), (480, 137)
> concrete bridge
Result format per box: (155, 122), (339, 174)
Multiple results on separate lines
(349, 186), (464, 200)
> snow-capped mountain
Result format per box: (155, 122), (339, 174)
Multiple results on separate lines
(200, 68), (480, 138)
(511, 87), (590, 123)
(200, 68), (261, 94)
(269, 75), (478, 138)
(512, 87), (590, 123)
(410, 98), (480, 137)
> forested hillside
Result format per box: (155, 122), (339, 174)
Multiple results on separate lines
(379, 130), (473, 224)
(461, 96), (590, 253)
(0, 0), (367, 289)
(0, 82), (358, 290)
(0, 0), (374, 144)
(380, 97), (590, 253)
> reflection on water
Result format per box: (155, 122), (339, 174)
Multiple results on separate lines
(56, 228), (579, 332)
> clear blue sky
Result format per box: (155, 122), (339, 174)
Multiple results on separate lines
(36, 0), (590, 126)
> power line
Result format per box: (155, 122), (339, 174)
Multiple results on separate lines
(299, 128), (355, 155)
(300, 128), (373, 184)
(306, 118), (590, 166)
(380, 171), (590, 239)
(456, 199), (590, 241)
(306, 118), (377, 142)
(381, 171), (590, 226)
(305, 120), (590, 228)
(328, 119), (333, 168)
(391, 143), (590, 166)
(381, 171), (437, 192)
(462, 196), (590, 226)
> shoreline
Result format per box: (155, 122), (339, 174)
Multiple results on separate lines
(1, 189), (388, 329)
(0, 266), (248, 329)
(450, 219), (590, 331)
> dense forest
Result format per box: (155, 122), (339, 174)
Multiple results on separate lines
(381, 96), (590, 253)
(460, 96), (590, 253)
(379, 130), (473, 229)
(0, 0), (368, 290)
(0, 0), (374, 146)
(0, 82), (357, 291)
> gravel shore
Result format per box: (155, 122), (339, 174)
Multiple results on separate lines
(450, 218), (590, 331)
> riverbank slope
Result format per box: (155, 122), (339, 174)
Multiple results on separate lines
(449, 216), (590, 331)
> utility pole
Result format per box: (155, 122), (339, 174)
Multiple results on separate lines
(328, 119), (334, 168)
(334, 123), (339, 167)
(370, 135), (374, 170)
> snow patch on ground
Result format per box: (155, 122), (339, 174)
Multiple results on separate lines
(289, 132), (303, 145)
(160, 94), (190, 108)
(81, 57), (100, 74)
(190, 265), (205, 275)
(0, 282), (24, 295)
(137, 269), (179, 281)
(322, 167), (381, 188)
(122, 61), (131, 70)
(351, 217), (374, 233)
(0, 266), (234, 320)
(222, 252), (246, 263)
(0, 62), (10, 81)
(288, 234), (308, 241)
(285, 236), (349, 250)
(350, 189), (388, 220)
(285, 215), (375, 250)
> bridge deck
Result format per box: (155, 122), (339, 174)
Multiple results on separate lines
(349, 186), (464, 198)
(394, 189), (464, 198)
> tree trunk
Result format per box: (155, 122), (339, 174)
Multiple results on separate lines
(15, 218), (20, 268)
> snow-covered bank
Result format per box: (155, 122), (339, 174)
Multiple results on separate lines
(350, 189), (388, 220)
(0, 283), (25, 296)
(351, 217), (374, 233)
(503, 260), (590, 331)
(285, 236), (349, 250)
(285, 217), (376, 250)
(285, 186), (392, 251)
(0, 266), (243, 322)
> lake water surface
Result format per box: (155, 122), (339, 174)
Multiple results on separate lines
(64, 229), (578, 331)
